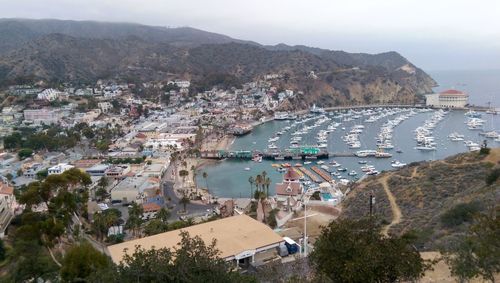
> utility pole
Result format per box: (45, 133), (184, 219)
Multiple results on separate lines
(369, 193), (373, 217)
(303, 198), (308, 257)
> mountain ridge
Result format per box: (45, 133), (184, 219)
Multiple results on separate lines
(0, 18), (437, 107)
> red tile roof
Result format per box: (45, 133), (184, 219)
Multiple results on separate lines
(283, 168), (300, 181)
(142, 202), (162, 212)
(439, 89), (468, 96)
(275, 182), (302, 196)
(0, 184), (14, 195)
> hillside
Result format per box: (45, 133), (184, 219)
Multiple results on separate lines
(0, 18), (437, 106)
(341, 148), (500, 250)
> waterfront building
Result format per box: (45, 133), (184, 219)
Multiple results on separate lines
(108, 214), (284, 267)
(425, 89), (468, 108)
(275, 168), (303, 202)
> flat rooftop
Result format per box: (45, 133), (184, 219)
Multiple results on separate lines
(107, 214), (283, 264)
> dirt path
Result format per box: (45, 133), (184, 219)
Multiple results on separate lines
(380, 174), (402, 236)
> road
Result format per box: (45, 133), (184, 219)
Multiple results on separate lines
(162, 162), (215, 220)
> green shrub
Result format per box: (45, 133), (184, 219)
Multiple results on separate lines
(440, 202), (482, 227)
(486, 168), (500, 185)
(479, 147), (490, 155)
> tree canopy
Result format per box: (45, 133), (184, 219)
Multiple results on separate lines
(309, 217), (429, 283)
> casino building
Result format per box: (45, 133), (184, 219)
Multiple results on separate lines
(425, 89), (468, 108)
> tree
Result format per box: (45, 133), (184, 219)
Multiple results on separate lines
(126, 203), (144, 237)
(264, 177), (271, 198)
(115, 231), (256, 282)
(0, 238), (5, 262)
(60, 241), (112, 282)
(248, 176), (254, 199)
(309, 218), (429, 283)
(180, 195), (190, 213)
(143, 219), (170, 236)
(18, 148), (34, 160)
(443, 209), (500, 282)
(255, 174), (262, 193)
(5, 173), (13, 181)
(179, 169), (189, 185)
(157, 207), (170, 223)
(203, 171), (209, 193)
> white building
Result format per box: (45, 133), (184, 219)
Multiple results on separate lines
(0, 183), (16, 238)
(23, 109), (61, 125)
(98, 102), (113, 113)
(37, 88), (63, 101)
(48, 163), (75, 175)
(426, 89), (469, 108)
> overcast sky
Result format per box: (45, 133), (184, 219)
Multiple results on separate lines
(1, 0), (499, 71)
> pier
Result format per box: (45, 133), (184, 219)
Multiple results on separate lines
(200, 148), (330, 160)
(297, 167), (322, 183)
(311, 166), (333, 182)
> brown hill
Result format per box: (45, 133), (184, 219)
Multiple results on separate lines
(341, 148), (500, 250)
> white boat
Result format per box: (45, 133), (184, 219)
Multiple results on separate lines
(244, 167), (251, 171)
(317, 160), (325, 165)
(304, 161), (312, 165)
(348, 170), (358, 176)
(268, 143), (278, 149)
(391, 161), (407, 168)
(416, 145), (436, 151)
(317, 143), (328, 148)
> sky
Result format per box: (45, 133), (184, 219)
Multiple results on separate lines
(0, 0), (499, 71)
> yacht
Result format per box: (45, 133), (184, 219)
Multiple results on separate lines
(268, 143), (278, 149)
(348, 170), (358, 176)
(391, 161), (407, 168)
(329, 160), (341, 167)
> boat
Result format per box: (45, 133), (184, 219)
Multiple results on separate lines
(304, 161), (312, 165)
(366, 170), (379, 175)
(375, 151), (392, 158)
(244, 167), (251, 171)
(348, 170), (358, 176)
(358, 160), (367, 164)
(317, 160), (325, 165)
(295, 163), (303, 167)
(416, 145), (436, 151)
(396, 149), (403, 153)
(268, 143), (278, 149)
(337, 167), (347, 172)
(329, 161), (341, 167)
(391, 161), (407, 168)
(277, 167), (286, 173)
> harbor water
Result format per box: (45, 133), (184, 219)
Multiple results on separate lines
(198, 109), (500, 198)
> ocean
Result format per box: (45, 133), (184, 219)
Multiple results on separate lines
(429, 69), (500, 107)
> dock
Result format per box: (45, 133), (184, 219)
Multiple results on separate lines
(311, 166), (333, 182)
(297, 167), (322, 183)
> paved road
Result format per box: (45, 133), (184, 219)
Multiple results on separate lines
(162, 162), (215, 220)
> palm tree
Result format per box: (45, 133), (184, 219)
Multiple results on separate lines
(203, 172), (209, 193)
(180, 195), (190, 213)
(264, 177), (271, 198)
(248, 176), (254, 199)
(255, 174), (263, 194)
